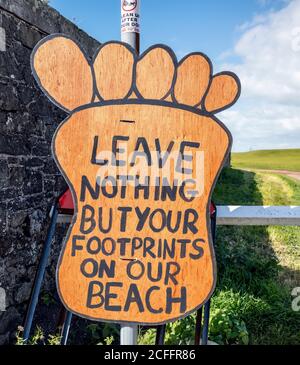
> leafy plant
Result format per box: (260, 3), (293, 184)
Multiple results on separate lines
(48, 333), (62, 345)
(86, 323), (118, 345)
(209, 308), (249, 345)
(16, 326), (61, 345)
(139, 316), (196, 345)
(98, 336), (115, 345)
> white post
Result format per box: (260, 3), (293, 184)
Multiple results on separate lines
(120, 0), (141, 346)
(120, 324), (138, 345)
(121, 0), (140, 53)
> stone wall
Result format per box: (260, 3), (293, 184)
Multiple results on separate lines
(0, 0), (100, 344)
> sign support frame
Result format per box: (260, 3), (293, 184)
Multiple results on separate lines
(120, 0), (140, 346)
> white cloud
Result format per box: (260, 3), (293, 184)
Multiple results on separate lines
(219, 0), (300, 152)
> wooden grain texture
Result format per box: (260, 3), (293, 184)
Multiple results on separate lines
(174, 54), (211, 106)
(136, 47), (175, 99)
(94, 43), (135, 100)
(32, 36), (93, 111)
(54, 104), (229, 324)
(204, 73), (239, 113)
(31, 35), (241, 325)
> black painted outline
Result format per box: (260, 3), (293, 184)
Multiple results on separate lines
(30, 34), (240, 326)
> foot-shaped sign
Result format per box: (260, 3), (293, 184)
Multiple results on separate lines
(31, 35), (241, 325)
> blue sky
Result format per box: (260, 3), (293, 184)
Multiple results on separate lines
(49, 0), (300, 152)
(50, 0), (285, 64)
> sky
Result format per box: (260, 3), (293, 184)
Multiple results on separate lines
(50, 0), (300, 152)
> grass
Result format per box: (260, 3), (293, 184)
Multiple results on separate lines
(139, 168), (300, 345)
(212, 169), (300, 345)
(231, 149), (300, 172)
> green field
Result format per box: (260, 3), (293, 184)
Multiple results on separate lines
(139, 168), (300, 345)
(232, 149), (300, 172)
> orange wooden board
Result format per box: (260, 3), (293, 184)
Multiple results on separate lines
(31, 35), (241, 325)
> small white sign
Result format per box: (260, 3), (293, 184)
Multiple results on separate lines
(121, 0), (140, 34)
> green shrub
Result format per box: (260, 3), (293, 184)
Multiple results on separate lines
(209, 307), (249, 345)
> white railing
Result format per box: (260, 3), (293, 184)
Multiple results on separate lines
(57, 206), (300, 226)
(216, 206), (300, 226)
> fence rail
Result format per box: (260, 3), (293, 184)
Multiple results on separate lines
(216, 206), (300, 226)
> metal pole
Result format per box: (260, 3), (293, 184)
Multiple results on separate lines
(60, 311), (73, 345)
(155, 325), (166, 345)
(201, 206), (217, 345)
(121, 32), (140, 54)
(120, 0), (140, 345)
(23, 202), (58, 342)
(201, 300), (211, 345)
(194, 307), (203, 345)
(121, 0), (140, 53)
(120, 324), (138, 345)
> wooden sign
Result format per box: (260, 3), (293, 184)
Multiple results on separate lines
(31, 35), (241, 325)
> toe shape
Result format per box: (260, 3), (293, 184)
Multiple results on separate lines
(94, 43), (135, 100)
(136, 46), (176, 100)
(204, 73), (240, 113)
(174, 54), (211, 106)
(32, 36), (93, 112)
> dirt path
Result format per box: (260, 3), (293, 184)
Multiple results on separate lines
(256, 169), (300, 181)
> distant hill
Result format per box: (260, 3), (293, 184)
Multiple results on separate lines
(231, 149), (300, 172)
